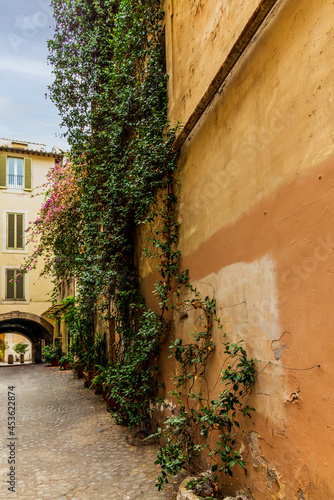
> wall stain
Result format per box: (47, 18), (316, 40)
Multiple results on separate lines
(247, 431), (286, 499)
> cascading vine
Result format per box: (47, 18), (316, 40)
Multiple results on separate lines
(23, 0), (257, 495)
(25, 0), (180, 427)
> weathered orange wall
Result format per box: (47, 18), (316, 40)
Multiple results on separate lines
(164, 0), (261, 125)
(139, 0), (334, 498)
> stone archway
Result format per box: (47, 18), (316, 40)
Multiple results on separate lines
(0, 311), (54, 363)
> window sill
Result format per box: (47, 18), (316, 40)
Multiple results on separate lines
(0, 189), (30, 194)
(1, 299), (29, 305)
(2, 249), (28, 254)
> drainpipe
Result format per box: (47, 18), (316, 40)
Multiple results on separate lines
(173, 0), (280, 152)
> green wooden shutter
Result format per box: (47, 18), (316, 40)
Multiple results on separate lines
(15, 272), (24, 300)
(16, 214), (24, 249)
(7, 214), (15, 249)
(24, 158), (32, 190)
(6, 270), (15, 300)
(0, 156), (7, 188)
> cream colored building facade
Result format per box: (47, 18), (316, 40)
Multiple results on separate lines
(0, 139), (61, 362)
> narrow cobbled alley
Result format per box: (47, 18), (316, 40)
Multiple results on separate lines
(0, 365), (178, 500)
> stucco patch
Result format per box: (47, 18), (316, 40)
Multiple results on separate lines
(205, 254), (279, 345)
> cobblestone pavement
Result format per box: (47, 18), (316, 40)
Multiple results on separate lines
(0, 365), (179, 500)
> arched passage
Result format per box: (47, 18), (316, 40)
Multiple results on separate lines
(0, 311), (54, 363)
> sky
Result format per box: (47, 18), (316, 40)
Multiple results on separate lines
(0, 0), (69, 152)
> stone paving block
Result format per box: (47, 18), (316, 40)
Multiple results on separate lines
(0, 365), (179, 500)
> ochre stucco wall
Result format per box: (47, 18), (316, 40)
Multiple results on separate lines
(164, 0), (262, 126)
(138, 0), (334, 498)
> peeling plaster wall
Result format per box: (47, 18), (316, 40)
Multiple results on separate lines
(138, 0), (334, 497)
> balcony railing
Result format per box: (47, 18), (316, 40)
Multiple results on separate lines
(8, 175), (24, 189)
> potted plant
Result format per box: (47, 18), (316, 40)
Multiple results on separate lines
(42, 344), (62, 366)
(13, 343), (29, 363)
(90, 363), (112, 396)
(82, 343), (99, 385)
(75, 360), (84, 378)
(59, 355), (73, 370)
(83, 344), (100, 385)
(81, 332), (108, 385)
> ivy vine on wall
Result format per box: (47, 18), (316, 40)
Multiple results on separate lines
(23, 0), (257, 494)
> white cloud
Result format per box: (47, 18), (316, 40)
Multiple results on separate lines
(0, 55), (52, 80)
(0, 2), (68, 151)
(0, 97), (12, 111)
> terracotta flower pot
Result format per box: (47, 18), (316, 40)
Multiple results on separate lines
(102, 384), (110, 400)
(76, 364), (84, 378)
(88, 369), (99, 385)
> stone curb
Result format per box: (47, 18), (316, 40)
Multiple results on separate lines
(0, 361), (34, 367)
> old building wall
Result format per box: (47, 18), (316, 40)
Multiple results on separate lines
(165, 0), (261, 126)
(0, 147), (58, 317)
(139, 0), (334, 498)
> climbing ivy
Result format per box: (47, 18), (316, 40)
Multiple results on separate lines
(23, 0), (257, 494)
(44, 0), (178, 425)
(155, 336), (256, 493)
(47, 0), (174, 297)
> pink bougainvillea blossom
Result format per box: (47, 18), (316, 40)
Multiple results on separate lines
(21, 159), (84, 280)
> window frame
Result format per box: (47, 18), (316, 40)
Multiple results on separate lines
(2, 210), (28, 254)
(7, 157), (24, 190)
(1, 267), (28, 303)
(6, 212), (25, 250)
(5, 269), (24, 300)
(0, 155), (32, 191)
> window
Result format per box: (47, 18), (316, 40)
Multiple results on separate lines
(7, 213), (24, 249)
(0, 155), (32, 190)
(8, 158), (24, 189)
(2, 210), (28, 254)
(5, 270), (25, 300)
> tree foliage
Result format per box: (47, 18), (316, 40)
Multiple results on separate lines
(46, 0), (176, 304)
(13, 343), (29, 355)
